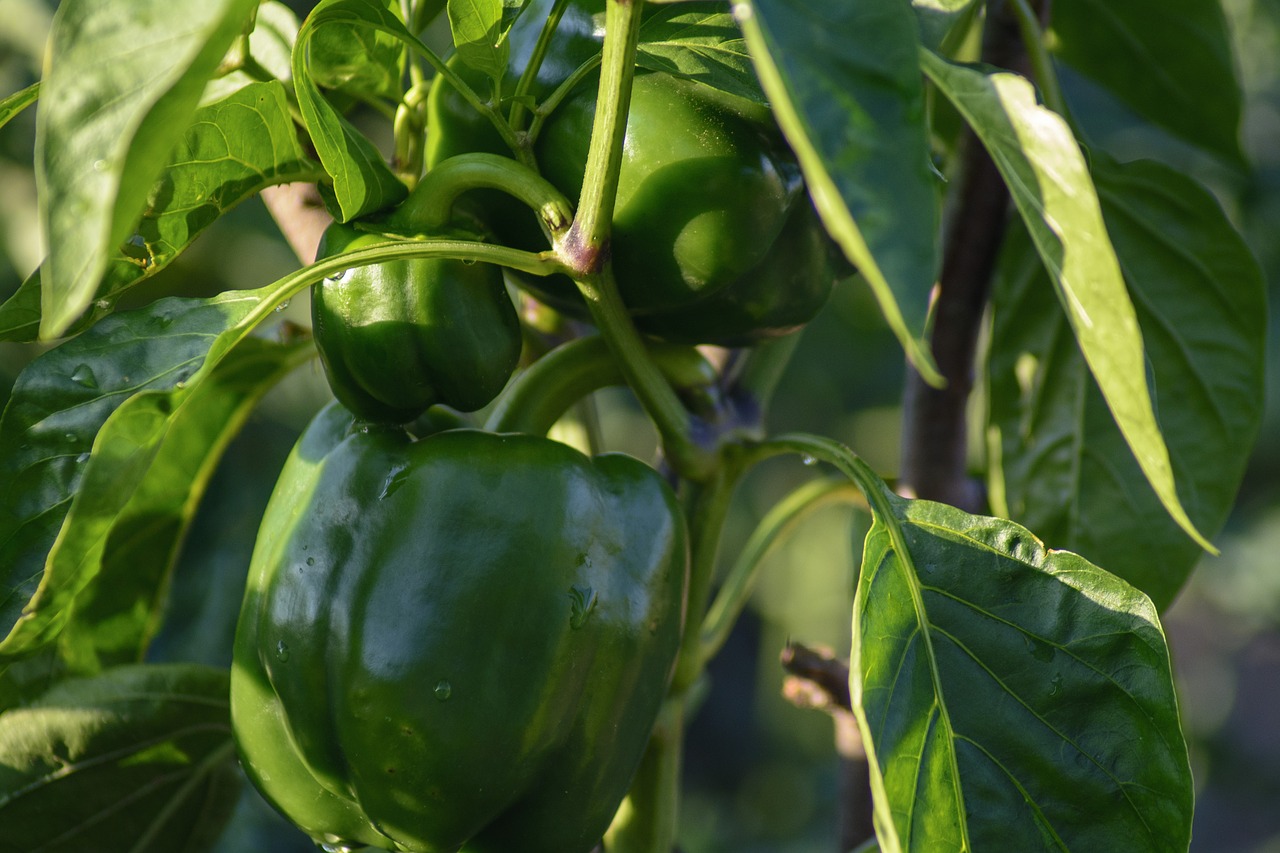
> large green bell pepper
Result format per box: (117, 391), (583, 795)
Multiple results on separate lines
(311, 223), (522, 424)
(426, 0), (836, 346)
(230, 403), (689, 852)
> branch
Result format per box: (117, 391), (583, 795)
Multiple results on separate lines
(899, 0), (1053, 513)
(259, 181), (333, 265)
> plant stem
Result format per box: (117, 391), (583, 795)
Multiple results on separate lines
(567, 0), (642, 258)
(899, 0), (1049, 513)
(484, 336), (717, 437)
(699, 478), (866, 666)
(671, 462), (741, 696)
(563, 0), (717, 481)
(508, 0), (574, 132)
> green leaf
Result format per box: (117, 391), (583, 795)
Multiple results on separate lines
(910, 0), (980, 52)
(34, 0), (260, 340)
(1, 81), (322, 344)
(202, 1), (300, 104)
(0, 271), (40, 343)
(987, 157), (1267, 610)
(920, 52), (1213, 554)
(0, 82), (38, 132)
(0, 293), (275, 659)
(448, 0), (510, 82)
(853, 484), (1192, 852)
(636, 4), (766, 107)
(0, 663), (240, 853)
(729, 0), (942, 385)
(310, 0), (408, 100)
(1050, 0), (1244, 165)
(58, 336), (313, 674)
(293, 0), (418, 221)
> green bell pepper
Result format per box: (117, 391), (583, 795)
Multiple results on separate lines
(230, 403), (689, 852)
(426, 0), (836, 346)
(311, 223), (522, 424)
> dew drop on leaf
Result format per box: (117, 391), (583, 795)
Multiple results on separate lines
(276, 640), (290, 662)
(70, 364), (98, 389)
(434, 680), (452, 701)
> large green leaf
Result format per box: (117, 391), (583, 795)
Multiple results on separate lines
(0, 663), (239, 853)
(293, 0), (418, 221)
(2, 81), (322, 343)
(0, 293), (275, 659)
(34, 0), (260, 339)
(852, 483), (1192, 852)
(729, 0), (941, 384)
(920, 52), (1212, 554)
(57, 336), (313, 674)
(636, 4), (765, 107)
(1051, 0), (1243, 165)
(987, 157), (1267, 610)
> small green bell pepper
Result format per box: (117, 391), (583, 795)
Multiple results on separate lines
(230, 403), (689, 852)
(311, 223), (522, 424)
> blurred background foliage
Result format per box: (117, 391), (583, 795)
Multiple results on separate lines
(0, 0), (1277, 850)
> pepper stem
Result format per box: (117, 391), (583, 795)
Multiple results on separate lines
(485, 336), (718, 438)
(385, 152), (574, 239)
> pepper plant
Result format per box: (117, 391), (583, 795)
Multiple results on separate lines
(0, 0), (1268, 851)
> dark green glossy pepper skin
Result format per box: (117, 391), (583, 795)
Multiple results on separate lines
(426, 1), (835, 345)
(311, 223), (521, 423)
(230, 403), (689, 853)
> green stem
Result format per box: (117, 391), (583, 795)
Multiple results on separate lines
(508, 0), (574, 132)
(604, 699), (685, 853)
(725, 333), (803, 426)
(528, 54), (603, 143)
(392, 81), (433, 187)
(744, 433), (897, 524)
(671, 460), (742, 695)
(386, 152), (574, 237)
(1008, 0), (1067, 116)
(700, 478), (866, 666)
(327, 237), (566, 278)
(575, 269), (718, 480)
(568, 0), (642, 255)
(485, 335), (717, 437)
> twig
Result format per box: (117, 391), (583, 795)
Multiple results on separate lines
(780, 643), (871, 851)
